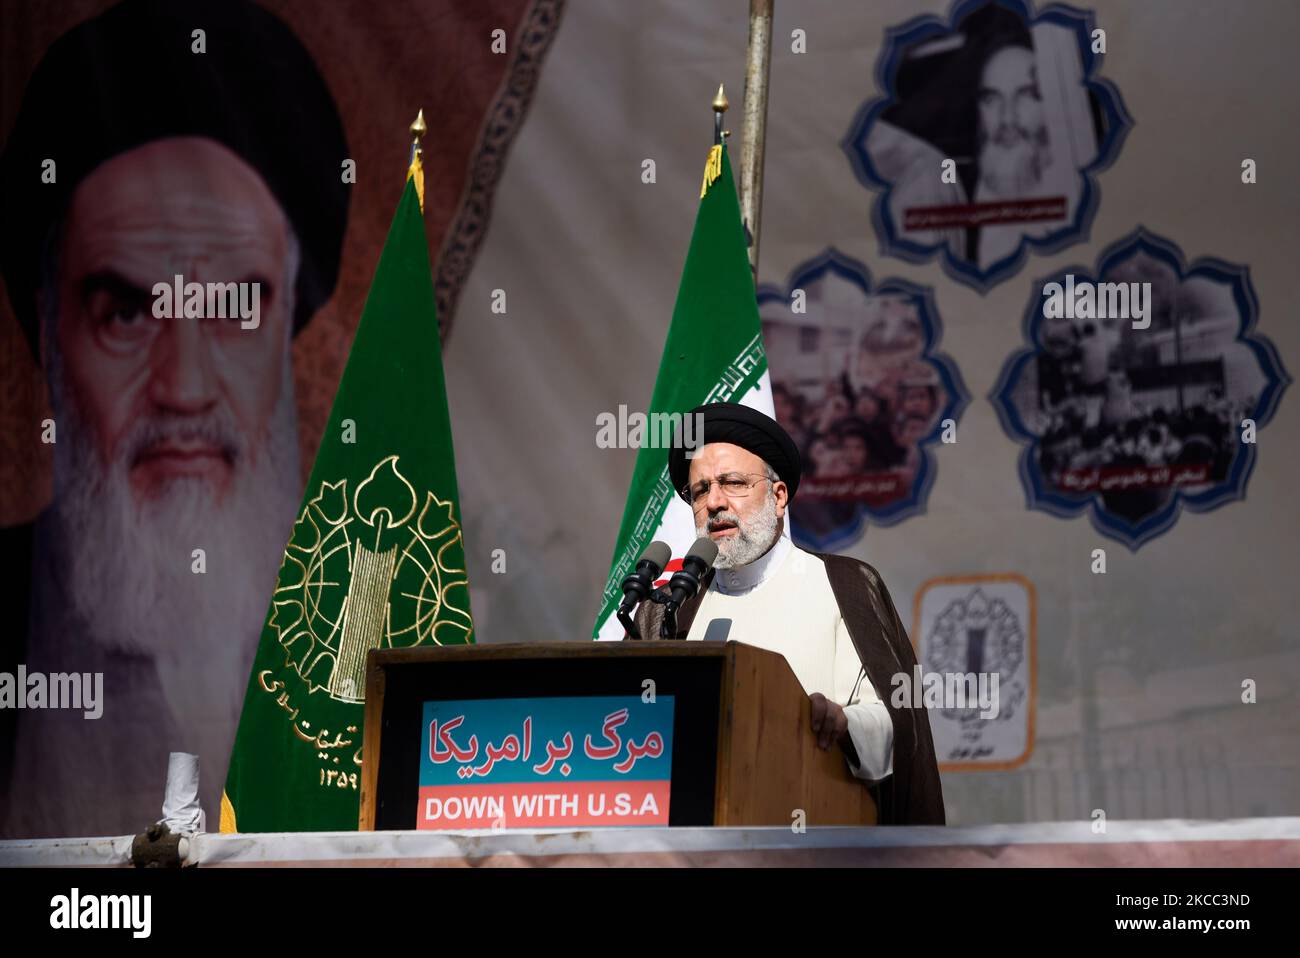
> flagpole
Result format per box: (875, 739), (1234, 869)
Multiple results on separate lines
(739, 0), (773, 281)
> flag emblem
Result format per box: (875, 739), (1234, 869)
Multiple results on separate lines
(271, 455), (471, 705)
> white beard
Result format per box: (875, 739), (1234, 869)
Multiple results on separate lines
(977, 125), (1050, 198)
(698, 490), (780, 570)
(44, 347), (302, 681)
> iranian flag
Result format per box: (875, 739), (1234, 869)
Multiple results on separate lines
(222, 166), (474, 832)
(593, 144), (773, 641)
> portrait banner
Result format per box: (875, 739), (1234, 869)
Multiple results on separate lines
(990, 228), (1290, 548)
(0, 0), (557, 838)
(759, 249), (968, 551)
(843, 0), (1131, 290)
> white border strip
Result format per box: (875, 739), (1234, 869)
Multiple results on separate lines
(0, 835), (135, 868)
(4, 818), (1297, 867)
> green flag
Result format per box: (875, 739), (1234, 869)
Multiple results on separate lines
(593, 144), (773, 640)
(222, 176), (474, 832)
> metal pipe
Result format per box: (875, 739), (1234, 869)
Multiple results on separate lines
(739, 0), (774, 281)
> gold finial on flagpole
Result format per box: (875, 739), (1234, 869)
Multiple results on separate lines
(702, 85), (729, 197)
(712, 84), (730, 147)
(407, 109), (426, 212)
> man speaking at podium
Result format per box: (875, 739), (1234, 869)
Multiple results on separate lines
(631, 402), (945, 824)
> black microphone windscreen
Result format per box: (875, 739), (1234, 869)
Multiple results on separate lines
(640, 541), (672, 575)
(686, 536), (719, 569)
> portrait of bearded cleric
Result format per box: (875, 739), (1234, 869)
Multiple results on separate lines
(852, 0), (1120, 284)
(0, 0), (349, 837)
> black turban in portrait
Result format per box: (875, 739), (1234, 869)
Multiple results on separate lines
(0, 0), (351, 356)
(668, 402), (802, 502)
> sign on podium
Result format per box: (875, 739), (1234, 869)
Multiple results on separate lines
(359, 642), (877, 830)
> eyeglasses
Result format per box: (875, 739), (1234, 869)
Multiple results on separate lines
(681, 473), (772, 509)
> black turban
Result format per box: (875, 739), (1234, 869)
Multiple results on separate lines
(668, 402), (802, 502)
(0, 0), (350, 357)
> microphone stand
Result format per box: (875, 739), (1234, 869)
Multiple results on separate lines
(617, 586), (677, 640)
(650, 587), (681, 640)
(616, 604), (642, 640)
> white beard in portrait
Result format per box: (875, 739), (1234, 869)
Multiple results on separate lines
(976, 109), (1051, 199)
(39, 255), (303, 723)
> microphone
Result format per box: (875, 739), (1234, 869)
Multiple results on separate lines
(618, 541), (672, 614)
(660, 537), (719, 639)
(616, 541), (672, 640)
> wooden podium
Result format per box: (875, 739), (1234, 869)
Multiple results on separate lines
(359, 641), (877, 830)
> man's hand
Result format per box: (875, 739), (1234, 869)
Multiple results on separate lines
(809, 692), (849, 751)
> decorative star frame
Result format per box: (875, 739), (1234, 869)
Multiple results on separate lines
(758, 248), (969, 552)
(842, 0), (1133, 292)
(990, 227), (1291, 548)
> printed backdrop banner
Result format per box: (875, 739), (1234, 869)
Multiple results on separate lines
(442, 0), (1297, 829)
(2, 0), (1297, 836)
(0, 0), (561, 838)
